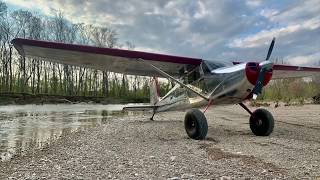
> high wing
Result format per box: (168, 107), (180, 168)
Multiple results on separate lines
(11, 38), (202, 77)
(233, 62), (320, 79)
(272, 64), (320, 79)
(12, 38), (320, 80)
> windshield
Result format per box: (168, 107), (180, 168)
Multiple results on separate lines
(206, 60), (229, 69)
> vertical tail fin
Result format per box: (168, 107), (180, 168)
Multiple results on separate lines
(150, 77), (160, 105)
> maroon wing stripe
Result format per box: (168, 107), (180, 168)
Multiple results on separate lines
(273, 64), (320, 72)
(232, 62), (320, 72)
(11, 38), (202, 65)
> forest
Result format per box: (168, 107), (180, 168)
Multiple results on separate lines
(0, 1), (174, 104)
(0, 1), (319, 105)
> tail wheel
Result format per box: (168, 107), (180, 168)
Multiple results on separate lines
(184, 109), (208, 140)
(250, 108), (274, 136)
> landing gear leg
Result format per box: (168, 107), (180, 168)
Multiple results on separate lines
(239, 102), (253, 115)
(150, 113), (155, 121)
(150, 108), (156, 121)
(239, 102), (274, 136)
(184, 109), (208, 140)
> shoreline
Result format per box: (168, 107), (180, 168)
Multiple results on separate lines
(0, 93), (148, 105)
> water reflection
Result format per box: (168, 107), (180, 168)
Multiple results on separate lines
(0, 104), (144, 162)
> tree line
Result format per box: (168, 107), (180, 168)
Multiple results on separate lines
(259, 59), (320, 104)
(0, 1), (318, 104)
(0, 2), (172, 103)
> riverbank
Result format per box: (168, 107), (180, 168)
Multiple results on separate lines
(0, 93), (148, 105)
(0, 104), (319, 179)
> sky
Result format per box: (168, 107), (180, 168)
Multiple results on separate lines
(4, 0), (320, 66)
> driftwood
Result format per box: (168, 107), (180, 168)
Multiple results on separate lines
(313, 94), (320, 104)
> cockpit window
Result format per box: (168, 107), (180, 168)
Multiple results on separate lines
(206, 60), (228, 69)
(201, 61), (212, 74)
(202, 60), (228, 72)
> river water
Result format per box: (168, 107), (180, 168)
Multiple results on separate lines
(0, 104), (142, 162)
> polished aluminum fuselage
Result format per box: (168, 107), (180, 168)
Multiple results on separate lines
(155, 62), (255, 112)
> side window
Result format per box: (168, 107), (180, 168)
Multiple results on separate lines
(186, 68), (200, 83)
(200, 61), (212, 75)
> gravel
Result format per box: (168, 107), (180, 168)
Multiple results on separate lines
(0, 104), (319, 179)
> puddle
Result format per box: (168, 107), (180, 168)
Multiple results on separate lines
(0, 104), (145, 161)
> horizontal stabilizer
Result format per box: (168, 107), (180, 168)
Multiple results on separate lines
(123, 105), (158, 111)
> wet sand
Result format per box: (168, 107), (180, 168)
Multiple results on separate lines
(0, 104), (319, 179)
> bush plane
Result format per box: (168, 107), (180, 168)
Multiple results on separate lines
(12, 38), (320, 140)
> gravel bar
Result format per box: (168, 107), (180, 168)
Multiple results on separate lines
(1, 104), (320, 179)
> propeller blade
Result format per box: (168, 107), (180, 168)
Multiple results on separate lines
(252, 61), (274, 99)
(265, 37), (276, 61)
(252, 37), (276, 99)
(252, 68), (266, 99)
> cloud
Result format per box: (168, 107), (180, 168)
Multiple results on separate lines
(262, 0), (320, 24)
(229, 17), (320, 48)
(5, 0), (320, 66)
(287, 52), (320, 66)
(246, 0), (263, 8)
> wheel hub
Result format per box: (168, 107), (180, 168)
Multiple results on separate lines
(256, 119), (263, 126)
(191, 120), (195, 127)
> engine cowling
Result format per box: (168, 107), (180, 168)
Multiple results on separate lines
(245, 62), (273, 86)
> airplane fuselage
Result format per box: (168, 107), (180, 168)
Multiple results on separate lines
(155, 61), (268, 112)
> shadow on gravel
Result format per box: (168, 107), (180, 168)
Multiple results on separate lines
(128, 120), (183, 124)
(205, 137), (220, 143)
(198, 143), (285, 174)
(209, 126), (252, 136)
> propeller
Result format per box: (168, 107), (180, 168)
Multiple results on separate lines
(266, 37), (275, 61)
(252, 37), (275, 99)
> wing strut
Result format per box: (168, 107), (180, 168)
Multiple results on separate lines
(138, 58), (209, 101)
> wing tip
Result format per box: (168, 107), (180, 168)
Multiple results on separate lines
(273, 64), (320, 72)
(11, 38), (25, 57)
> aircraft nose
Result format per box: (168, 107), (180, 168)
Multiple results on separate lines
(245, 62), (273, 86)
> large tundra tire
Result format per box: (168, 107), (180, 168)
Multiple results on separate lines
(184, 109), (208, 140)
(250, 108), (274, 136)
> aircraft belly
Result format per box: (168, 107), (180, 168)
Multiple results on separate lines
(189, 97), (207, 108)
(156, 95), (191, 112)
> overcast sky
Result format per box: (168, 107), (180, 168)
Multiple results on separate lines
(5, 0), (320, 66)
